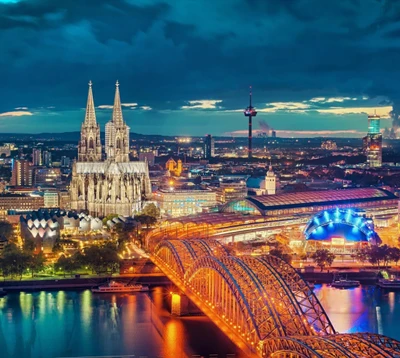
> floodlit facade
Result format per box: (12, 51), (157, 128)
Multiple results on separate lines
(147, 188), (398, 245)
(70, 81), (151, 217)
(154, 188), (217, 217)
(20, 210), (105, 253)
(304, 208), (381, 245)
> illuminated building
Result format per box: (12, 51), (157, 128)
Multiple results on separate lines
(32, 148), (42, 166)
(204, 134), (214, 159)
(70, 81), (151, 217)
(304, 208), (381, 253)
(264, 164), (276, 195)
(44, 191), (59, 208)
(154, 188), (217, 217)
(366, 114), (382, 167)
(0, 194), (44, 219)
(34, 168), (61, 186)
(147, 188), (398, 245)
(165, 158), (182, 176)
(0, 145), (11, 157)
(11, 159), (33, 186)
(321, 140), (337, 150)
(58, 191), (71, 210)
(244, 86), (257, 159)
(61, 156), (71, 168)
(215, 179), (247, 204)
(42, 150), (52, 167)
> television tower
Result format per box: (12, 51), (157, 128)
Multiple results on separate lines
(244, 86), (257, 158)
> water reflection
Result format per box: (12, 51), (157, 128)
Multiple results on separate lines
(0, 288), (241, 358)
(315, 284), (400, 339)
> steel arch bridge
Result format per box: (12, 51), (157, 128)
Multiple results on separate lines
(151, 239), (400, 357)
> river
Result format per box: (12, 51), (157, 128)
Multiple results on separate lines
(0, 284), (399, 358)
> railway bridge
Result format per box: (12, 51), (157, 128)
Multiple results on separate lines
(151, 239), (400, 357)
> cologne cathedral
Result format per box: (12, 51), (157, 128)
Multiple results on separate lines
(70, 81), (151, 217)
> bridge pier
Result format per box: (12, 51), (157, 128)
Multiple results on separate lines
(170, 292), (202, 316)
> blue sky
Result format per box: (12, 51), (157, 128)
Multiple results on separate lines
(1, 0), (399, 137)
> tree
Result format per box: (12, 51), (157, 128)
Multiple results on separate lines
(55, 255), (79, 277)
(141, 203), (160, 219)
(135, 214), (157, 231)
(0, 221), (14, 241)
(389, 247), (400, 266)
(355, 248), (369, 265)
(367, 245), (391, 267)
(28, 252), (46, 277)
(311, 249), (335, 271)
(269, 248), (293, 264)
(23, 237), (36, 254)
(0, 243), (30, 279)
(269, 243), (293, 264)
(81, 244), (120, 274)
(102, 213), (119, 226)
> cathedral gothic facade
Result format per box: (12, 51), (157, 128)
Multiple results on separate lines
(70, 81), (151, 217)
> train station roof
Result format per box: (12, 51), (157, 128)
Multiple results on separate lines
(244, 188), (398, 213)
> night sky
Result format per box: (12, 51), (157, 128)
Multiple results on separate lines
(1, 0), (400, 137)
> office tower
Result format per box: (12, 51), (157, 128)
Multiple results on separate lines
(366, 114), (382, 167)
(32, 148), (42, 166)
(61, 156), (71, 168)
(244, 86), (257, 158)
(70, 81), (151, 217)
(271, 130), (277, 138)
(204, 134), (215, 159)
(42, 150), (52, 167)
(11, 159), (33, 186)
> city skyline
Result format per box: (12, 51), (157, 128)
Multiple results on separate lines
(1, 0), (400, 137)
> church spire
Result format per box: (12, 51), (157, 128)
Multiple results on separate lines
(84, 80), (97, 126)
(112, 80), (124, 125)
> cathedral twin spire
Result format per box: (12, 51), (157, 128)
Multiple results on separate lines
(78, 81), (130, 163)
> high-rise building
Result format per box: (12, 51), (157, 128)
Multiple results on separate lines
(11, 159), (33, 186)
(244, 86), (257, 159)
(204, 134), (214, 159)
(366, 114), (382, 167)
(61, 156), (71, 168)
(70, 81), (151, 217)
(32, 148), (42, 166)
(271, 130), (277, 138)
(42, 150), (52, 167)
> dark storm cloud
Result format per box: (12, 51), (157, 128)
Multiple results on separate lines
(1, 0), (400, 135)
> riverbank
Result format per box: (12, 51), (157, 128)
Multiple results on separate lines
(0, 273), (170, 291)
(301, 270), (379, 284)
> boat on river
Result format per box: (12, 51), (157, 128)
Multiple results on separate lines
(91, 281), (149, 293)
(378, 277), (400, 289)
(331, 276), (360, 289)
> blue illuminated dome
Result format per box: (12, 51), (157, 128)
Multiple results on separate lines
(304, 208), (381, 245)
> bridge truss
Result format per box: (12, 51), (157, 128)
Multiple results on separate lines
(152, 239), (400, 357)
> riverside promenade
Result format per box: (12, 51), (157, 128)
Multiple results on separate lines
(0, 273), (170, 291)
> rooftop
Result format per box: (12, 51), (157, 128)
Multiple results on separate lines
(245, 188), (398, 212)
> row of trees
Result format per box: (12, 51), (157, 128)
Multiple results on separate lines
(0, 241), (45, 278)
(55, 242), (120, 276)
(355, 245), (400, 267)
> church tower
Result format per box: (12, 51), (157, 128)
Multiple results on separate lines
(264, 164), (276, 195)
(105, 81), (130, 162)
(78, 81), (102, 162)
